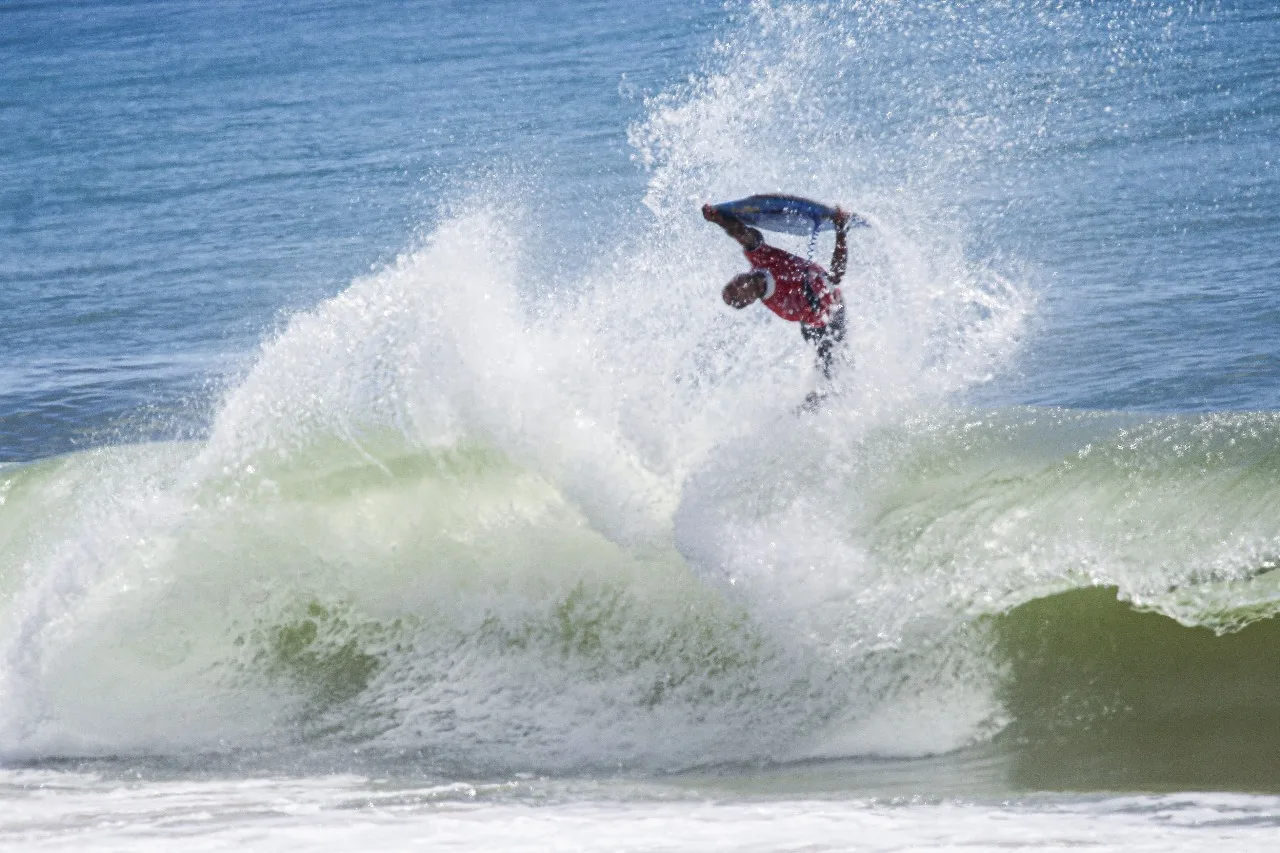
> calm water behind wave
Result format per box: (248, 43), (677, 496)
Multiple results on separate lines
(1, 0), (719, 459)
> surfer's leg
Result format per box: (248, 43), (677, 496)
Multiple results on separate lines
(801, 308), (845, 381)
(799, 323), (832, 380)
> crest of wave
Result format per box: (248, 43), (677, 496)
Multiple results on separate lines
(198, 209), (685, 547)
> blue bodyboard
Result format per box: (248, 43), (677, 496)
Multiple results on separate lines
(710, 194), (868, 236)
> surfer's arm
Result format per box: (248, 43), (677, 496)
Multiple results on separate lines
(829, 207), (850, 287)
(703, 204), (764, 251)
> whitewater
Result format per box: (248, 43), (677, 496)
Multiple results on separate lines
(3, 0), (1280, 849)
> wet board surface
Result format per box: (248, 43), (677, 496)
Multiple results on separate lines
(710, 194), (868, 235)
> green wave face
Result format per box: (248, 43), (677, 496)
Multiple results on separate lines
(3, 408), (1280, 788)
(994, 587), (1280, 792)
(0, 439), (834, 772)
(884, 410), (1280, 790)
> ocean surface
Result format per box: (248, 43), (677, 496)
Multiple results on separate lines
(3, 0), (1280, 849)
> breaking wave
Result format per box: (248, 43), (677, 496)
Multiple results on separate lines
(2, 0), (1275, 790)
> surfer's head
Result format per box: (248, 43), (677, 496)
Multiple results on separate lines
(722, 272), (767, 309)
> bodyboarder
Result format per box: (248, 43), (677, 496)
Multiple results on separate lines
(702, 201), (851, 385)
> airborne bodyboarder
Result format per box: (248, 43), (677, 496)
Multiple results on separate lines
(702, 201), (852, 386)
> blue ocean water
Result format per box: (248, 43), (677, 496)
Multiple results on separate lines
(3, 0), (1280, 848)
(4, 1), (1278, 462)
(1, 0), (720, 459)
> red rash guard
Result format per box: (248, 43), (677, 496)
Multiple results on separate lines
(744, 243), (842, 327)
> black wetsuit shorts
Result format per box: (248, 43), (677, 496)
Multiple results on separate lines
(800, 305), (846, 380)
